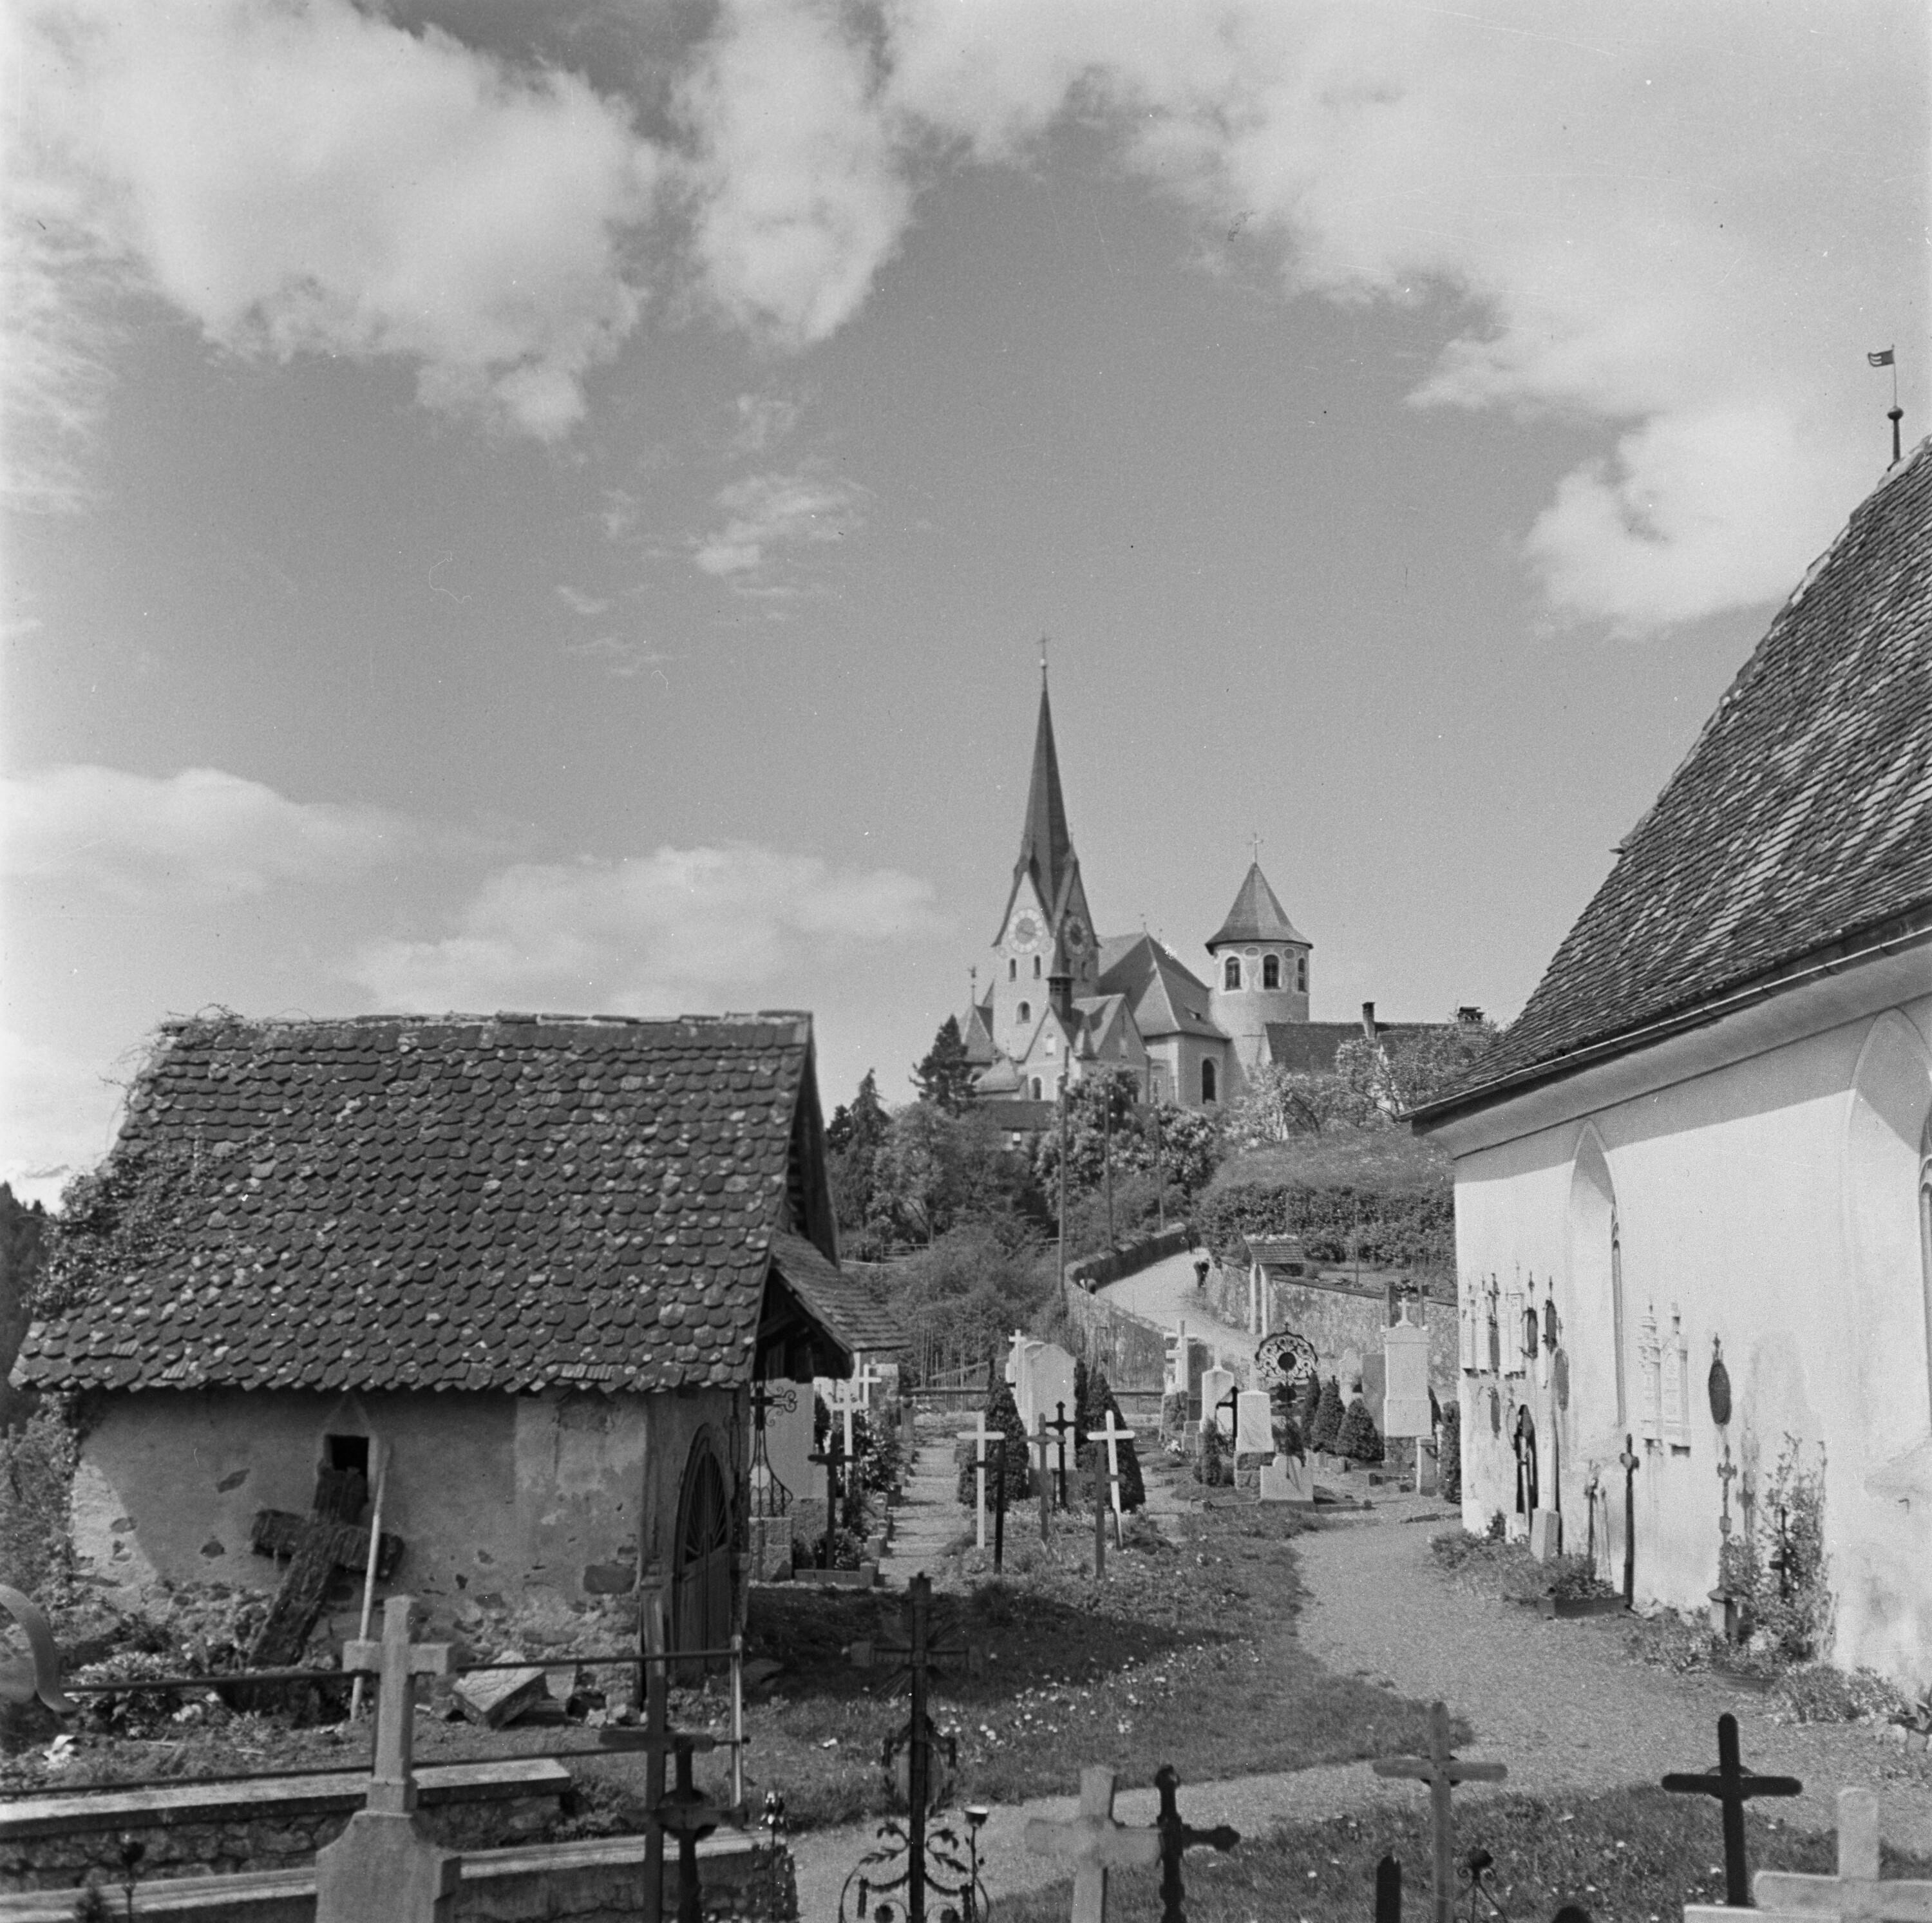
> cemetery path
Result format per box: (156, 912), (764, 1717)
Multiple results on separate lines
(1292, 1492), (1932, 1855)
(1097, 1246), (1255, 1376)
(876, 1414), (966, 1591)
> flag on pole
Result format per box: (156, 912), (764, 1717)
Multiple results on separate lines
(1868, 348), (1895, 366)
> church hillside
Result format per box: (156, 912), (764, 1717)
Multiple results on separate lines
(961, 672), (1454, 1116)
(1412, 439), (1932, 1685)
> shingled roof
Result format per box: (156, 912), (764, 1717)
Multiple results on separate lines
(1417, 440), (1932, 1122)
(1208, 863), (1308, 949)
(14, 1012), (853, 1396)
(772, 1235), (909, 1361)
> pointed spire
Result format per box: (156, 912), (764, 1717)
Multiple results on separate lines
(1014, 670), (1075, 917)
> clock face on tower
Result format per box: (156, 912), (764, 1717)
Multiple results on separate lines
(1063, 918), (1086, 952)
(1011, 913), (1040, 948)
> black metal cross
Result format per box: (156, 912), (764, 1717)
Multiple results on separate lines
(656, 1734), (725, 1923)
(1045, 1401), (1077, 1509)
(1618, 1432), (1640, 1606)
(809, 1433), (849, 1555)
(1661, 1712), (1802, 1907)
(991, 1437), (1007, 1573)
(1153, 1764), (1238, 1923)
(847, 1573), (983, 1923)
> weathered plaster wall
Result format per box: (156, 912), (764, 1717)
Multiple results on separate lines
(67, 1386), (740, 1627)
(1448, 994), (1932, 1684)
(1197, 1267), (1455, 1391)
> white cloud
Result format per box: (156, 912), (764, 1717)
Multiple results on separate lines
(561, 635), (674, 679)
(0, 1028), (128, 1205)
(353, 843), (949, 1014)
(675, 0), (913, 350)
(12, 0), (659, 446)
(733, 392), (805, 455)
(3, 764), (425, 903)
(556, 584), (613, 617)
(693, 468), (867, 578)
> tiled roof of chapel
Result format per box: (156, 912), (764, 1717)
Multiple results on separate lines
(14, 1012), (849, 1396)
(1417, 440), (1932, 1119)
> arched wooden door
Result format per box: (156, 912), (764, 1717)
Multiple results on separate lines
(672, 1434), (733, 1680)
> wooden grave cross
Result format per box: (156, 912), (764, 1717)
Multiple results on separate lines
(249, 1462), (402, 1673)
(1089, 1410), (1135, 1527)
(1025, 1765), (1161, 1923)
(344, 1593), (453, 1816)
(1153, 1764), (1238, 1923)
(1045, 1401), (1078, 1510)
(1372, 1701), (1506, 1923)
(1029, 1418), (1056, 1543)
(991, 1435), (1009, 1572)
(958, 1410), (993, 1551)
(1088, 1412), (1136, 1576)
(855, 1356), (886, 1408)
(1662, 1712), (1802, 1907)
(1746, 1786), (1932, 1922)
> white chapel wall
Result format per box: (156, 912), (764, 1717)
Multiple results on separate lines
(1449, 991), (1932, 1683)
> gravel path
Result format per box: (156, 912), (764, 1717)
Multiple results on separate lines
(1295, 1492), (1932, 1852)
(1097, 1246), (1255, 1376)
(876, 1414), (968, 1591)
(790, 1483), (1932, 1915)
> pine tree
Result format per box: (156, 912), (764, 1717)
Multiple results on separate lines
(1337, 1396), (1383, 1464)
(1087, 1367), (1144, 1510)
(1308, 1376), (1345, 1451)
(913, 1018), (977, 1112)
(1437, 1403), (1462, 1502)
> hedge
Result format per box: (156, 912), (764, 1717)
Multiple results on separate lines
(1195, 1131), (1454, 1277)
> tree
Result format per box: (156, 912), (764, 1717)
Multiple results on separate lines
(1224, 1063), (1381, 1147)
(1034, 1070), (1225, 1213)
(913, 1016), (977, 1112)
(827, 1072), (890, 1246)
(1308, 1376), (1345, 1451)
(1081, 1366), (1144, 1510)
(1336, 1396), (1383, 1464)
(1335, 1016), (1502, 1120)
(958, 1380), (1033, 1507)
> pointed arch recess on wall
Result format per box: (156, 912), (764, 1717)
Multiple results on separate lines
(1844, 1009), (1932, 1453)
(1567, 1126), (1624, 1431)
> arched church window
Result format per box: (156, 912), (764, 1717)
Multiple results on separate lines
(1017, 1001), (1031, 1025)
(1033, 954), (1041, 978)
(1296, 955), (1307, 992)
(1009, 958), (1017, 981)
(1201, 1058), (1218, 1103)
(1223, 957), (1241, 990)
(1032, 1077), (1043, 1100)
(1262, 954), (1280, 989)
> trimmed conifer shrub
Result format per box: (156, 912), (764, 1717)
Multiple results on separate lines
(1338, 1396), (1383, 1464)
(1437, 1401), (1462, 1502)
(958, 1381), (1033, 1507)
(1080, 1367), (1144, 1510)
(1308, 1376), (1345, 1451)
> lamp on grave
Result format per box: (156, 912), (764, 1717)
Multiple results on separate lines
(1521, 1300), (1540, 1366)
(1540, 1291), (1558, 1354)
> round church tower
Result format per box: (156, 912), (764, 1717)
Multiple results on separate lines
(1206, 861), (1311, 1096)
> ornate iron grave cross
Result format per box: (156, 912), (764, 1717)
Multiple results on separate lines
(1045, 1401), (1078, 1510)
(1716, 1445), (1738, 1541)
(990, 1436), (1009, 1573)
(749, 1379), (798, 1519)
(1211, 1387), (1240, 1453)
(1618, 1432), (1641, 1605)
(1153, 1765), (1238, 1923)
(844, 1573), (985, 1923)
(1725, 1785), (1932, 1922)
(1661, 1712), (1802, 1907)
(958, 1410), (993, 1551)
(1372, 1701), (1506, 1923)
(1025, 1766), (1161, 1923)
(656, 1734), (729, 1923)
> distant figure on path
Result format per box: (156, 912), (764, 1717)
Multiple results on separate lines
(1193, 1256), (1209, 1290)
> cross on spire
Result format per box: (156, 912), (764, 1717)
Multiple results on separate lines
(1662, 1712), (1801, 1906)
(1372, 1701), (1507, 1923)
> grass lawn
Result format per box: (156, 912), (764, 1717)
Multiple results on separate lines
(998, 1784), (1932, 1923)
(733, 1486), (1443, 1830)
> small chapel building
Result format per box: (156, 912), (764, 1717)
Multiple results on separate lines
(12, 1010), (853, 1653)
(1412, 440), (1932, 1683)
(962, 670), (1434, 1112)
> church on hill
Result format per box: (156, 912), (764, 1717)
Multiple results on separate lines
(960, 671), (1435, 1113)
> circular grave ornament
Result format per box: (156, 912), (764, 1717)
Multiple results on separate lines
(1254, 1331), (1318, 1390)
(1708, 1338), (1733, 1427)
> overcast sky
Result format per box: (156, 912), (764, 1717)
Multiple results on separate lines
(3, 0), (1925, 1205)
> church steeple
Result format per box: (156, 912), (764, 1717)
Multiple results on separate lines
(1013, 665), (1074, 924)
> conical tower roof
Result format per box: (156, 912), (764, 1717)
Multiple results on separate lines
(1209, 862), (1308, 948)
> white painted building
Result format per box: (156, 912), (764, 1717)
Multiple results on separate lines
(1413, 441), (1932, 1684)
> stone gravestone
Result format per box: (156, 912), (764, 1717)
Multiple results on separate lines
(1383, 1314), (1433, 1439)
(1235, 1390), (1273, 1458)
(1018, 1343), (1077, 1445)
(1259, 1447), (1314, 1504)
(1200, 1367), (1236, 1439)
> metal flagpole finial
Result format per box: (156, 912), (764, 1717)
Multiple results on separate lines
(1870, 346), (1902, 464)
(1039, 633), (1049, 681)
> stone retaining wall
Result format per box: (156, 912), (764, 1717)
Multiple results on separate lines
(0, 1831), (793, 1922)
(1, 1760), (568, 1893)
